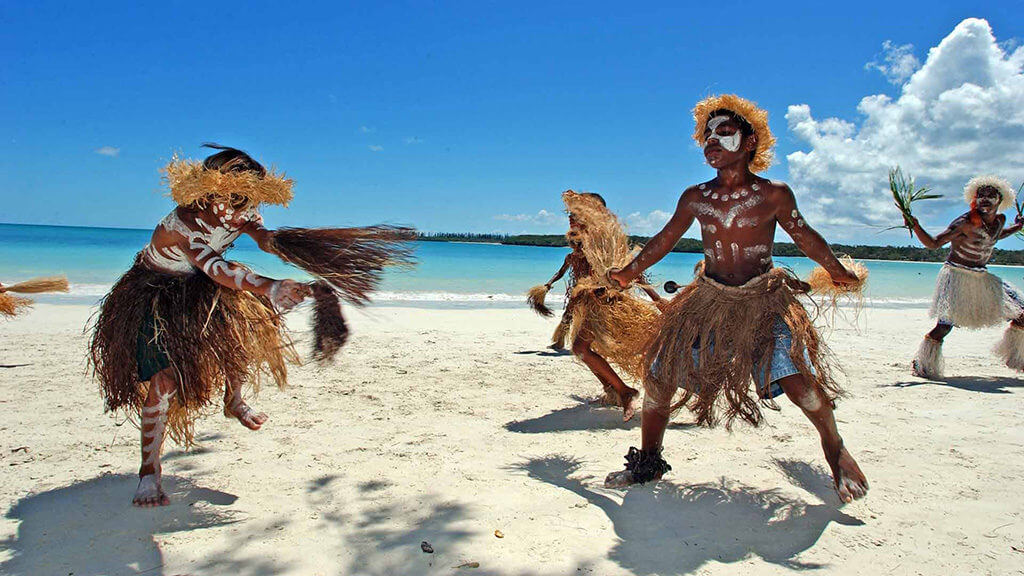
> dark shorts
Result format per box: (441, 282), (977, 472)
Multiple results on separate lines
(136, 311), (170, 382)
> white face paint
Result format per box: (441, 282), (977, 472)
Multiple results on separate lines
(705, 116), (743, 152)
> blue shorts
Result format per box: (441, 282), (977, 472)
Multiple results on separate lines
(655, 317), (812, 399)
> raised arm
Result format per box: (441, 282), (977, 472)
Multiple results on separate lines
(241, 213), (276, 253)
(545, 254), (572, 287)
(610, 192), (696, 288)
(999, 213), (1024, 240)
(775, 186), (857, 283)
(184, 239), (308, 309)
(906, 215), (964, 249)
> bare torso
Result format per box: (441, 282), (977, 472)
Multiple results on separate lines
(945, 213), (1003, 269)
(685, 176), (792, 285)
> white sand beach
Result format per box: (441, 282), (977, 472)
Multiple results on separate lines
(1, 303), (1022, 575)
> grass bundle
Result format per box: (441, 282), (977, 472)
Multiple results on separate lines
(0, 293), (33, 318)
(270, 226), (415, 306)
(310, 282), (349, 363)
(562, 191), (637, 284)
(888, 166), (941, 236)
(3, 275), (69, 294)
(806, 256), (869, 324)
(526, 284), (554, 317)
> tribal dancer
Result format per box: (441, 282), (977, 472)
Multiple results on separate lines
(907, 176), (1024, 378)
(603, 95), (868, 503)
(90, 144), (411, 507)
(528, 192), (659, 420)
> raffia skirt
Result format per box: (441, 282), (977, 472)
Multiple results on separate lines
(929, 262), (1024, 329)
(88, 256), (298, 445)
(643, 268), (842, 428)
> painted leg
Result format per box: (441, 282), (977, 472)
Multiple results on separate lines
(604, 397), (672, 488)
(224, 376), (268, 431)
(913, 323), (950, 379)
(133, 368), (176, 507)
(572, 336), (639, 421)
(777, 373), (868, 503)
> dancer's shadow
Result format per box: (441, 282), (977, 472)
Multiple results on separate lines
(516, 455), (862, 575)
(0, 473), (238, 576)
(887, 376), (1024, 394)
(0, 364), (31, 368)
(514, 349), (574, 357)
(506, 395), (642, 433)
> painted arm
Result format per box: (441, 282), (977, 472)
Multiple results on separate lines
(242, 213), (276, 253)
(184, 239), (310, 310)
(776, 186), (857, 283)
(545, 254), (572, 287)
(907, 215), (964, 249)
(609, 192), (695, 288)
(999, 214), (1024, 240)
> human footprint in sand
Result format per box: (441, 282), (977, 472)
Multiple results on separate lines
(603, 95), (868, 503)
(528, 193), (660, 421)
(89, 144), (312, 507)
(906, 176), (1024, 379)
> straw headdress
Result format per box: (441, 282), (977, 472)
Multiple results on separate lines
(692, 94), (776, 173)
(963, 175), (1015, 212)
(162, 155), (294, 208)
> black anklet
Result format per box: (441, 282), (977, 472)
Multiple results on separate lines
(623, 446), (671, 484)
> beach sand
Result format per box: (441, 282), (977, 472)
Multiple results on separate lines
(0, 303), (1022, 575)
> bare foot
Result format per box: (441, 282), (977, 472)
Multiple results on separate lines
(621, 389), (640, 422)
(604, 469), (638, 488)
(228, 401), (269, 431)
(824, 439), (869, 503)
(132, 474), (169, 507)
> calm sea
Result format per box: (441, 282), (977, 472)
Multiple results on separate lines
(2, 223), (1021, 309)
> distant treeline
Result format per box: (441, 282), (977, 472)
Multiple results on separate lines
(417, 232), (1024, 265)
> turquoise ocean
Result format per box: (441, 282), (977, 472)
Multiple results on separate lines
(2, 223), (1022, 309)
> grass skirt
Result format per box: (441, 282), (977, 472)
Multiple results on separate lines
(929, 263), (1020, 329)
(643, 268), (841, 428)
(88, 257), (298, 445)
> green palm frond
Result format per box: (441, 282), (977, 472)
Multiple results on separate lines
(889, 166), (940, 237)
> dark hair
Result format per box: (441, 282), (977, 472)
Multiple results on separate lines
(706, 109), (756, 162)
(201, 143), (266, 177)
(583, 192), (607, 207)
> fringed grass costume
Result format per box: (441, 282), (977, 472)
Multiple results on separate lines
(644, 266), (842, 428)
(561, 191), (659, 382)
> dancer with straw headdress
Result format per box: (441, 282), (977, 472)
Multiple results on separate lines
(0, 276), (70, 319)
(89, 144), (412, 507)
(527, 191), (659, 420)
(602, 94), (868, 503)
(906, 176), (1024, 379)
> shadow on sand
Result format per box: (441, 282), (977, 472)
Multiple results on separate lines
(0, 473), (238, 576)
(515, 455), (862, 575)
(887, 375), (1024, 394)
(505, 395), (642, 433)
(514, 349), (574, 357)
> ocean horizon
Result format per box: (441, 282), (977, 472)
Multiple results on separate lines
(2, 222), (1022, 309)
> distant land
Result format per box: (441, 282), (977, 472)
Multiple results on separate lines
(418, 232), (1024, 266)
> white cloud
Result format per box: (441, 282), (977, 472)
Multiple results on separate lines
(368, 145), (383, 152)
(94, 146), (120, 157)
(624, 210), (672, 235)
(786, 18), (1024, 242)
(493, 209), (562, 225)
(359, 125), (375, 134)
(404, 136), (423, 145)
(865, 41), (921, 85)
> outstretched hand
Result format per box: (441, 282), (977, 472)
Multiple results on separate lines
(830, 266), (860, 286)
(270, 279), (312, 311)
(902, 214), (919, 230)
(607, 268), (630, 290)
(1015, 214), (1024, 227)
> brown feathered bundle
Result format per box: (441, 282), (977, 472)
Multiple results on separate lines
(310, 281), (349, 363)
(269, 226), (414, 362)
(562, 191), (637, 284)
(526, 284), (554, 317)
(0, 293), (33, 318)
(163, 156), (294, 208)
(3, 276), (69, 294)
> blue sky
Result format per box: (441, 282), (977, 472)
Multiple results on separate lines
(1, 2), (1021, 246)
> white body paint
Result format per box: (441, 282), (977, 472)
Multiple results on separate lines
(705, 116), (742, 152)
(693, 195), (765, 229)
(143, 210), (248, 274)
